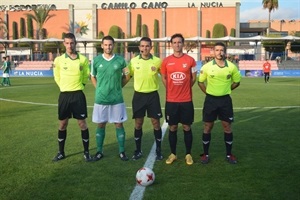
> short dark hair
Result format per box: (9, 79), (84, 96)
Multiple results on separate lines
(63, 33), (76, 43)
(102, 35), (115, 43)
(170, 33), (184, 43)
(214, 42), (226, 53)
(140, 37), (152, 46)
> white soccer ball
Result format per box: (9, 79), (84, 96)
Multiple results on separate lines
(136, 167), (155, 187)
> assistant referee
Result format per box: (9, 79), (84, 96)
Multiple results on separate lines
(198, 42), (241, 164)
(52, 33), (92, 162)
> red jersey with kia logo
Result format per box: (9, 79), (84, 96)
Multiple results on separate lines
(161, 54), (196, 102)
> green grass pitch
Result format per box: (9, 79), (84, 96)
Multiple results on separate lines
(0, 77), (299, 200)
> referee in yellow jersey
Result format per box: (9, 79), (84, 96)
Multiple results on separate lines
(52, 33), (92, 162)
(198, 42), (241, 164)
(128, 37), (163, 161)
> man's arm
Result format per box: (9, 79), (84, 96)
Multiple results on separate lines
(231, 82), (240, 90)
(198, 82), (207, 94)
(81, 58), (90, 86)
(90, 76), (97, 88)
(122, 67), (131, 87)
(161, 73), (167, 88)
(191, 66), (197, 86)
(53, 58), (60, 87)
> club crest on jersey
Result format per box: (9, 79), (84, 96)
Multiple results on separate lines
(182, 63), (187, 68)
(99, 64), (103, 68)
(170, 72), (186, 81)
(151, 66), (156, 71)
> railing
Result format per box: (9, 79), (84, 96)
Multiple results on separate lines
(238, 60), (278, 70)
(15, 61), (53, 70)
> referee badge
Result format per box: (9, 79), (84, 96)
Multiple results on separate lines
(227, 74), (232, 79)
(80, 65), (83, 71)
(151, 66), (156, 71)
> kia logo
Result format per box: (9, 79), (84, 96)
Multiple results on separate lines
(170, 72), (186, 81)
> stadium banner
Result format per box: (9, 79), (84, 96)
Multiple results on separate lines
(240, 70), (300, 77)
(0, 70), (53, 77)
(1, 70), (299, 77)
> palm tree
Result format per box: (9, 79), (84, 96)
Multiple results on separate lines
(262, 0), (279, 35)
(24, 5), (56, 40)
(0, 17), (8, 39)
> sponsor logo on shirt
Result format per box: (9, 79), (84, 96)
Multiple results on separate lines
(170, 72), (186, 81)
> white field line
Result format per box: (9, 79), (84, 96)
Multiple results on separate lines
(129, 121), (168, 200)
(0, 97), (299, 200)
(0, 98), (299, 110)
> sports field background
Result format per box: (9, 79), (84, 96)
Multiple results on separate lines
(0, 77), (299, 200)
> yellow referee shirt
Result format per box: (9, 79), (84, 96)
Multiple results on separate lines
(128, 54), (162, 93)
(199, 59), (241, 96)
(53, 53), (90, 92)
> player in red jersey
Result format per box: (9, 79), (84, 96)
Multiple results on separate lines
(263, 59), (271, 83)
(161, 33), (197, 165)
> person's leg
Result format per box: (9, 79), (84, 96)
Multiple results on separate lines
(52, 118), (68, 161)
(95, 123), (106, 154)
(115, 123), (128, 161)
(115, 124), (125, 154)
(183, 126), (193, 155)
(78, 119), (92, 161)
(6, 77), (11, 86)
(151, 118), (162, 159)
(134, 118), (143, 152)
(166, 125), (178, 164)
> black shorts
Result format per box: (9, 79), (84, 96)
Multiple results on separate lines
(132, 91), (162, 119)
(165, 101), (194, 125)
(202, 94), (233, 123)
(58, 90), (88, 120)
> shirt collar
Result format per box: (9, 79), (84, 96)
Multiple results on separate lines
(65, 52), (79, 60)
(139, 54), (153, 60)
(212, 59), (229, 67)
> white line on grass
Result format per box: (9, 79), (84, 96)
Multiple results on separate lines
(1, 98), (299, 110)
(1, 97), (299, 199)
(129, 121), (169, 200)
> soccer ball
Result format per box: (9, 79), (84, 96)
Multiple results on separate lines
(136, 167), (155, 187)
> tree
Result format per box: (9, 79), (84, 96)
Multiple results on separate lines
(108, 25), (123, 54)
(0, 17), (8, 39)
(20, 18), (26, 38)
(142, 24), (148, 37)
(229, 28), (236, 46)
(153, 19), (159, 56)
(262, 34), (285, 59)
(27, 17), (33, 38)
(127, 35), (140, 56)
(135, 14), (142, 37)
(212, 23), (226, 38)
(290, 32), (300, 53)
(262, 0), (279, 35)
(24, 5), (56, 40)
(184, 42), (198, 54)
(12, 22), (18, 47)
(95, 31), (104, 53)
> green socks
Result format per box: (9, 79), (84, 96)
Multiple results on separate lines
(96, 127), (105, 153)
(116, 127), (126, 153)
